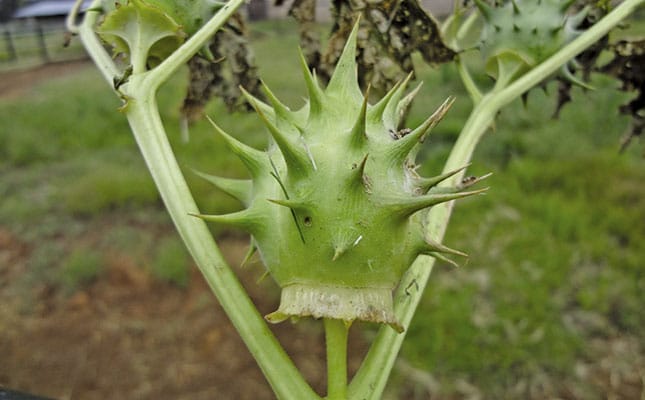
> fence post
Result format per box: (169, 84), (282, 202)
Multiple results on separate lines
(35, 21), (49, 63)
(3, 28), (16, 61)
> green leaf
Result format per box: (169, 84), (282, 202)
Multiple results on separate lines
(149, 0), (226, 36)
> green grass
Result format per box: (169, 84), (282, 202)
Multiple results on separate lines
(1, 19), (643, 398)
(60, 153), (160, 216)
(58, 248), (104, 293)
(150, 236), (191, 287)
(401, 52), (645, 396)
(404, 152), (645, 392)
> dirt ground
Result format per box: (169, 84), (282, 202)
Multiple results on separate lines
(0, 60), (90, 100)
(0, 221), (372, 400)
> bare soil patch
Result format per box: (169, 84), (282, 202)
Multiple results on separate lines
(0, 224), (367, 399)
(0, 60), (90, 100)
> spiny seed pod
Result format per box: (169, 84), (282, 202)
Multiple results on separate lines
(196, 23), (487, 331)
(474, 0), (587, 80)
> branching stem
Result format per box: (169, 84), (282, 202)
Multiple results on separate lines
(77, 1), (320, 398)
(77, 0), (119, 84)
(457, 57), (483, 104)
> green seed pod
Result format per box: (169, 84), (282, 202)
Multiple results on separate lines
(474, 0), (587, 80)
(197, 23), (487, 330)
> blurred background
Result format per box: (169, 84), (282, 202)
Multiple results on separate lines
(1, 0), (644, 398)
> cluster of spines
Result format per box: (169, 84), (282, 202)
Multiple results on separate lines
(473, 0), (588, 84)
(194, 21), (489, 295)
(473, 0), (583, 41)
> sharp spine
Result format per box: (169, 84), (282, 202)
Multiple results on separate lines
(561, 63), (594, 90)
(238, 86), (274, 117)
(349, 87), (370, 149)
(206, 116), (267, 178)
(396, 81), (423, 121)
(243, 92), (313, 176)
(473, 0), (493, 20)
(298, 48), (324, 115)
(383, 71), (414, 127)
(420, 237), (468, 257)
(567, 6), (590, 29)
(326, 16), (362, 99)
(267, 198), (309, 211)
(417, 164), (471, 192)
(190, 210), (260, 233)
(429, 172), (492, 194)
(368, 80), (403, 124)
(510, 0), (520, 14)
(332, 233), (362, 261)
(428, 252), (462, 268)
(384, 187), (488, 217)
(560, 0), (576, 12)
(259, 81), (299, 127)
(348, 154), (370, 192)
(241, 240), (257, 267)
(458, 172), (493, 189)
(332, 245), (346, 261)
(412, 96), (455, 142)
(390, 96), (455, 162)
(192, 169), (252, 205)
(256, 270), (271, 284)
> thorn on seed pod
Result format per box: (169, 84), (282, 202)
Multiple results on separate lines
(199, 18), (485, 329)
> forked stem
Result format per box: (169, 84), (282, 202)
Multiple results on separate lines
(76, 1), (319, 398)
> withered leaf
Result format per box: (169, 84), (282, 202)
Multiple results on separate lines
(600, 39), (645, 152)
(181, 13), (264, 123)
(284, 0), (456, 97)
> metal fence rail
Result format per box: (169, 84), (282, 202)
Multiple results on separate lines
(1, 18), (87, 68)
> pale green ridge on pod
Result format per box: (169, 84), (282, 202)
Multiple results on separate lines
(196, 21), (488, 330)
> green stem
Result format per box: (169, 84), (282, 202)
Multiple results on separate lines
(456, 11), (479, 44)
(324, 319), (349, 400)
(65, 0), (85, 34)
(445, 0), (644, 176)
(348, 0), (644, 397)
(77, 1), (320, 397)
(147, 0), (244, 89)
(457, 57), (483, 104)
(493, 13), (638, 108)
(77, 0), (119, 84)
(121, 83), (318, 399)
